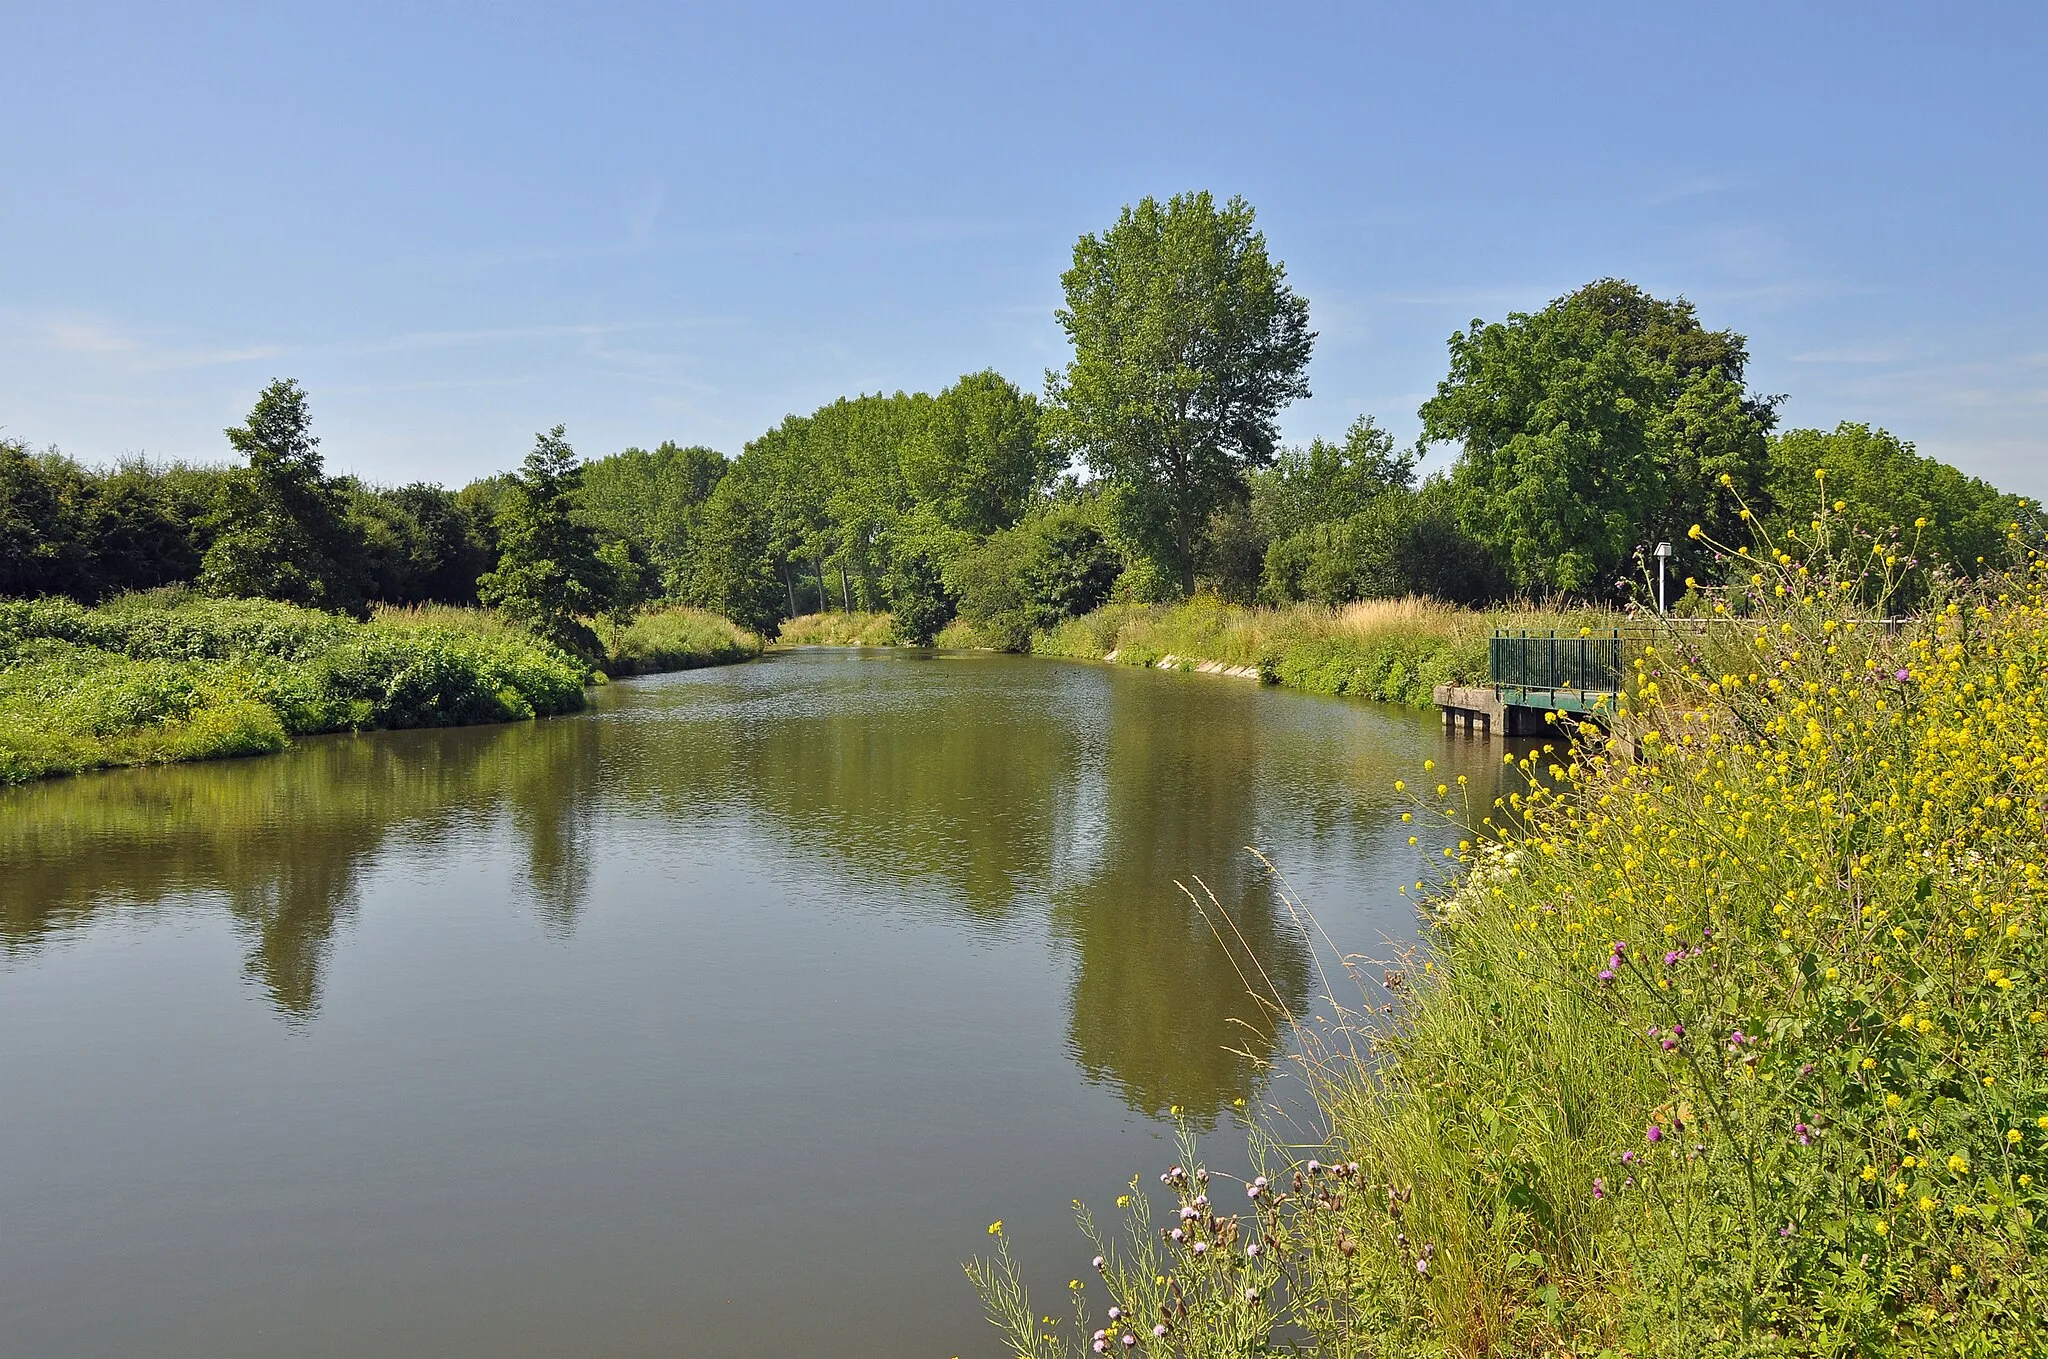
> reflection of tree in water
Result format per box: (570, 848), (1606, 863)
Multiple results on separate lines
(0, 716), (607, 1017)
(610, 657), (1092, 922)
(1053, 677), (1314, 1126)
(499, 716), (603, 935)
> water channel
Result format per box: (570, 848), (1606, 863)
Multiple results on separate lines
(0, 649), (1515, 1357)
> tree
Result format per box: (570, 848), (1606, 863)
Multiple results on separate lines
(1765, 423), (2021, 602)
(579, 441), (729, 597)
(900, 370), (1057, 536)
(200, 379), (369, 614)
(1249, 415), (1413, 541)
(476, 426), (616, 659)
(1421, 280), (1777, 598)
(1047, 191), (1314, 594)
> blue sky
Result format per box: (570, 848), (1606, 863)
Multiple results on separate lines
(3, 2), (2043, 496)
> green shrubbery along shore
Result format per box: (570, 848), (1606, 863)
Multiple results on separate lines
(0, 593), (758, 784)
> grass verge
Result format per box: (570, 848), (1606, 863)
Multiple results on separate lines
(1, 593), (583, 783)
(596, 605), (763, 675)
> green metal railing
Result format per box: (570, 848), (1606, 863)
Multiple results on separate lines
(1488, 629), (1656, 715)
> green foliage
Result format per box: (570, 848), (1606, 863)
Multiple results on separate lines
(1250, 415), (1413, 542)
(1766, 423), (2021, 603)
(1, 439), (226, 601)
(476, 426), (620, 659)
(0, 593), (588, 783)
(901, 370), (1058, 536)
(348, 480), (492, 605)
(686, 459), (788, 636)
(948, 505), (1124, 651)
(595, 605), (762, 675)
(1048, 191), (1315, 594)
(1263, 480), (1503, 607)
(201, 379), (371, 616)
(579, 440), (729, 595)
(1424, 280), (1778, 598)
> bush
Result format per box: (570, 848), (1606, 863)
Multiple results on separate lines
(0, 594), (591, 783)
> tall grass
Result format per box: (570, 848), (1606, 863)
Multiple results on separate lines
(0, 595), (588, 783)
(1035, 596), (1617, 707)
(971, 521), (2048, 1355)
(597, 605), (763, 675)
(775, 611), (899, 647)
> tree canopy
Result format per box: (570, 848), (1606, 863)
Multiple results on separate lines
(1047, 191), (1314, 594)
(1422, 280), (1778, 598)
(476, 427), (620, 659)
(200, 378), (370, 616)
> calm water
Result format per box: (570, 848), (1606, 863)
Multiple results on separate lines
(0, 649), (1510, 1357)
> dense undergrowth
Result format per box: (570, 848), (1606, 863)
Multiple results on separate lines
(0, 593), (758, 783)
(972, 515), (2048, 1356)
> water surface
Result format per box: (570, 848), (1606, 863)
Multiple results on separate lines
(0, 650), (1510, 1357)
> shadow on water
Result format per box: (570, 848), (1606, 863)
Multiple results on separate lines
(0, 649), (1504, 1108)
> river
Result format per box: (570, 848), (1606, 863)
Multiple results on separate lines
(0, 649), (1514, 1357)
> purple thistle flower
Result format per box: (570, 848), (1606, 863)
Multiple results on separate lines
(1895, 668), (1910, 683)
(1621, 1150), (1636, 1165)
(1599, 969), (1616, 985)
(1647, 1124), (1664, 1144)
(1794, 1122), (1812, 1146)
(1592, 1177), (1606, 1200)
(1107, 1307), (1121, 1322)
(1661, 1037), (1677, 1051)
(1153, 1324), (1168, 1338)
(1670, 1022), (1684, 1037)
(1191, 1240), (1208, 1255)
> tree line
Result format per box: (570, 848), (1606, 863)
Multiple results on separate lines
(2, 190), (2027, 647)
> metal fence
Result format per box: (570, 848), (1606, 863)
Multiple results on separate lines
(1488, 629), (1656, 695)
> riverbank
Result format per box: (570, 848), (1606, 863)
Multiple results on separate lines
(796, 596), (1609, 708)
(0, 594), (760, 783)
(973, 545), (2048, 1354)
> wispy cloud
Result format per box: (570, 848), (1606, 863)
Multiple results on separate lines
(35, 317), (280, 370)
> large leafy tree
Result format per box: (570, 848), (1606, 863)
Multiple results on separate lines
(1047, 191), (1314, 594)
(200, 378), (369, 615)
(1420, 280), (1777, 597)
(579, 441), (729, 597)
(477, 426), (617, 659)
(900, 370), (1056, 536)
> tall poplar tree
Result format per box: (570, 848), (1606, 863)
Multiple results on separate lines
(1047, 192), (1314, 594)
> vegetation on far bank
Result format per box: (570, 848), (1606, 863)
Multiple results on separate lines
(0, 593), (757, 784)
(974, 519), (2048, 1356)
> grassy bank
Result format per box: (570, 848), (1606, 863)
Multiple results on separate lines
(595, 606), (763, 675)
(0, 594), (759, 783)
(1035, 596), (1629, 707)
(775, 611), (898, 646)
(973, 533), (2048, 1354)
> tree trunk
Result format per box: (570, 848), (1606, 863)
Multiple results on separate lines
(781, 562), (796, 616)
(839, 564), (852, 613)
